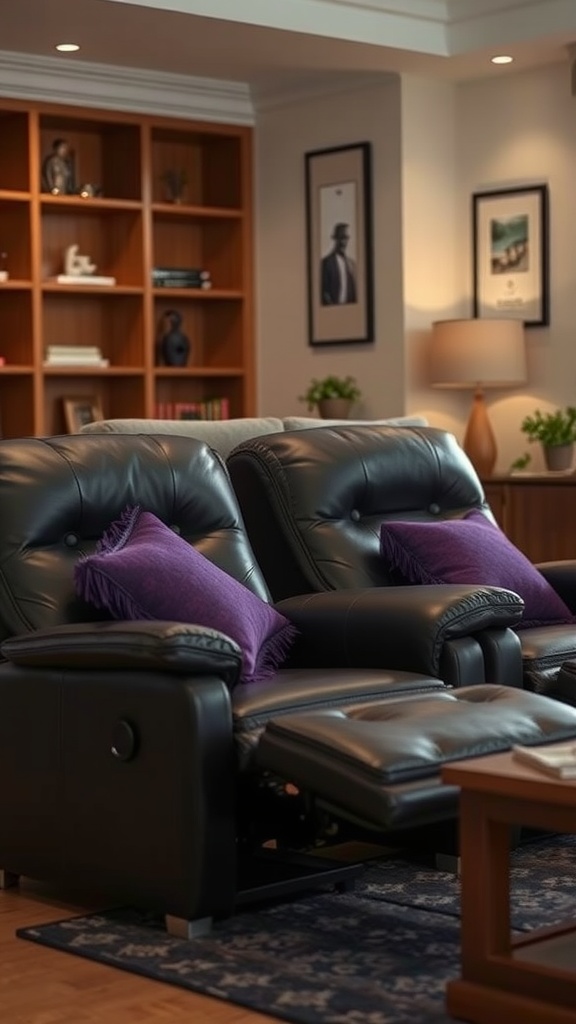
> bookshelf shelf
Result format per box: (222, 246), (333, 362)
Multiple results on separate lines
(0, 98), (254, 437)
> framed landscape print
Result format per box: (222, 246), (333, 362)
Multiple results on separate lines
(305, 142), (374, 346)
(472, 184), (549, 327)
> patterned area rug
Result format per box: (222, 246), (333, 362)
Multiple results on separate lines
(18, 834), (576, 1024)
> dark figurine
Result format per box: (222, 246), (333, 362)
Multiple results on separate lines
(156, 309), (190, 366)
(41, 138), (75, 195)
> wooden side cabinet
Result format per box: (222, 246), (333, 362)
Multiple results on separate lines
(0, 99), (254, 438)
(483, 476), (576, 563)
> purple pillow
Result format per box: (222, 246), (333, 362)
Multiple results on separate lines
(380, 509), (575, 630)
(75, 506), (297, 684)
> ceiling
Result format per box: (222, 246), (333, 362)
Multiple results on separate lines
(1, 0), (576, 98)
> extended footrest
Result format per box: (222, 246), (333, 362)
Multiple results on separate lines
(255, 685), (576, 835)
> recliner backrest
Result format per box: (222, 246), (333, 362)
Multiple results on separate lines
(227, 425), (493, 601)
(0, 433), (272, 642)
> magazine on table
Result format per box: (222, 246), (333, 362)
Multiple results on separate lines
(512, 742), (576, 778)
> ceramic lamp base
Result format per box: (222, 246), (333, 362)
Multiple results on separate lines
(463, 389), (497, 479)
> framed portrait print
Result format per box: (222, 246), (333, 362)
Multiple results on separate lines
(62, 395), (103, 433)
(305, 142), (374, 346)
(472, 184), (549, 327)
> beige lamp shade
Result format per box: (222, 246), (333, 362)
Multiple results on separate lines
(429, 318), (527, 388)
(429, 318), (527, 478)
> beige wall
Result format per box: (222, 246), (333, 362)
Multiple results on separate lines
(452, 61), (576, 473)
(399, 74), (464, 442)
(255, 59), (576, 475)
(254, 77), (405, 419)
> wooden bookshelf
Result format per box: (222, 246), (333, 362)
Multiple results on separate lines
(0, 99), (254, 437)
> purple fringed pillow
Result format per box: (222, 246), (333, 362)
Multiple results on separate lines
(74, 506), (297, 685)
(380, 509), (575, 630)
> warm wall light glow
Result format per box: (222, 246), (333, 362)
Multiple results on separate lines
(55, 43), (80, 52)
(491, 55), (513, 65)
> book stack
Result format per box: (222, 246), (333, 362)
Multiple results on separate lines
(154, 397), (230, 420)
(44, 345), (110, 368)
(152, 266), (212, 289)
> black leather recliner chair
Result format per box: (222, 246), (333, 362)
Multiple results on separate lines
(228, 423), (576, 703)
(1, 432), (576, 937)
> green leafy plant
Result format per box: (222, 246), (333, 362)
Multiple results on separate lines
(520, 406), (576, 448)
(510, 452), (532, 472)
(299, 375), (361, 411)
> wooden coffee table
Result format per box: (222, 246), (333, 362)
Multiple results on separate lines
(442, 750), (576, 1024)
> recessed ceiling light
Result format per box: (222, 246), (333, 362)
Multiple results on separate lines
(491, 55), (513, 65)
(55, 43), (80, 52)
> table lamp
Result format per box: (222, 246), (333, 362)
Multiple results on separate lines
(429, 318), (527, 478)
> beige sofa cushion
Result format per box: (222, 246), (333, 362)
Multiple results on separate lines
(79, 413), (429, 460)
(282, 415), (429, 430)
(79, 417), (285, 459)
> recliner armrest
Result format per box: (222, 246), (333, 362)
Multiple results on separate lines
(276, 584), (524, 676)
(1, 620), (243, 690)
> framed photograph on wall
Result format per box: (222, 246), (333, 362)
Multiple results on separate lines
(62, 395), (103, 433)
(472, 184), (549, 327)
(305, 142), (374, 346)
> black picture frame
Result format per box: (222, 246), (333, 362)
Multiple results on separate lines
(472, 184), (549, 327)
(305, 142), (374, 346)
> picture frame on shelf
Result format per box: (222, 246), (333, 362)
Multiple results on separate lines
(62, 395), (104, 433)
(472, 184), (549, 327)
(305, 142), (374, 346)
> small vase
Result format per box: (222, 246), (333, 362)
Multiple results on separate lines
(317, 398), (352, 420)
(156, 309), (190, 367)
(543, 444), (574, 472)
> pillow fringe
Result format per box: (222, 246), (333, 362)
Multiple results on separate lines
(75, 565), (150, 621)
(244, 622), (299, 684)
(97, 505), (141, 554)
(386, 538), (444, 586)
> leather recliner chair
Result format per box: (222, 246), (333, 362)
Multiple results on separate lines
(228, 423), (576, 703)
(1, 432), (576, 937)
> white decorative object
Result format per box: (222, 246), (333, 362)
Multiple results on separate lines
(64, 243), (97, 277)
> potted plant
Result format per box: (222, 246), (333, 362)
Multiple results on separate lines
(520, 406), (576, 471)
(299, 374), (361, 419)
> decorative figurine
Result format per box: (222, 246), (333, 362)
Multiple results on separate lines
(41, 138), (75, 195)
(0, 251), (8, 283)
(64, 244), (97, 277)
(156, 309), (190, 366)
(161, 169), (188, 204)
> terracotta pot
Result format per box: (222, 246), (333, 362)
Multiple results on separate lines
(543, 444), (574, 472)
(317, 398), (352, 419)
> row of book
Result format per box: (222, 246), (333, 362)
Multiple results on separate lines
(154, 398), (230, 420)
(152, 266), (212, 289)
(44, 345), (109, 367)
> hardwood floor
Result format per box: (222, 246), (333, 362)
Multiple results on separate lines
(0, 879), (276, 1024)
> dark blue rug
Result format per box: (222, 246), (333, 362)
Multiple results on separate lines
(17, 833), (576, 1024)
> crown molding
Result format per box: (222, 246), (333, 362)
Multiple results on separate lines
(253, 71), (395, 111)
(0, 50), (255, 125)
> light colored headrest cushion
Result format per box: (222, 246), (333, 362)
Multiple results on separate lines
(282, 415), (429, 431)
(79, 417), (285, 459)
